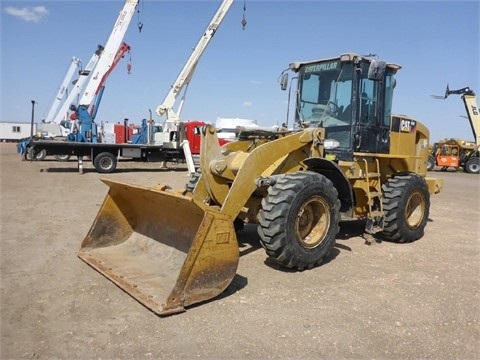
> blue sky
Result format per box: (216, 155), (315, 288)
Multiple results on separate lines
(1, 0), (479, 142)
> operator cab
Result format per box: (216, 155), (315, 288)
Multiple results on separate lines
(289, 53), (400, 161)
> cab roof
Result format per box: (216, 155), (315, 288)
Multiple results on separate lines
(289, 53), (402, 73)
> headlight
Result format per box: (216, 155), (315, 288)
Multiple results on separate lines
(324, 138), (340, 149)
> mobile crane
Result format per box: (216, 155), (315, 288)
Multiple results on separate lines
(17, 0), (138, 161)
(153, 0), (234, 172)
(67, 41), (132, 143)
(23, 0), (236, 173)
(430, 85), (480, 174)
(34, 46), (105, 144)
(16, 47), (105, 160)
(68, 0), (140, 143)
(51, 45), (105, 133)
(20, 56), (84, 155)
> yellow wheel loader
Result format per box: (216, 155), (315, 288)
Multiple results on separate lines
(79, 53), (443, 316)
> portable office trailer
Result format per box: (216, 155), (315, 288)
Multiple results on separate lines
(0, 122), (36, 142)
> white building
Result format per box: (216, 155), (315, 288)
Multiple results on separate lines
(0, 122), (37, 142)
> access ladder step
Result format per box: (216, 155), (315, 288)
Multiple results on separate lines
(368, 210), (384, 218)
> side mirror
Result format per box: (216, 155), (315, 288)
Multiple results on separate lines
(280, 73), (289, 91)
(368, 60), (386, 81)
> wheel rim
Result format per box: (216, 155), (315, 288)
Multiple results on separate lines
(468, 161), (480, 173)
(404, 192), (425, 229)
(100, 158), (113, 170)
(295, 195), (330, 249)
(34, 150), (46, 160)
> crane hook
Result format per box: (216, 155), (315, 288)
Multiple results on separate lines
(137, 0), (144, 32)
(127, 49), (132, 74)
(241, 0), (247, 30)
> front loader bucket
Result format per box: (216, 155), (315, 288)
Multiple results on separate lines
(78, 179), (239, 316)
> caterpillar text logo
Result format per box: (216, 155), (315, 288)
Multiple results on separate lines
(305, 61), (339, 73)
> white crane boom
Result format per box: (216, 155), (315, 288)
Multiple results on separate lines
(462, 92), (480, 146)
(78, 0), (139, 107)
(88, 42), (132, 119)
(156, 0), (234, 122)
(52, 46), (104, 124)
(44, 56), (82, 123)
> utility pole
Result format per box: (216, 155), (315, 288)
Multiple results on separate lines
(30, 100), (36, 141)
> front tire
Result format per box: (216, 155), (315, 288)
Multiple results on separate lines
(258, 171), (340, 270)
(29, 148), (47, 161)
(427, 155), (435, 171)
(93, 152), (117, 173)
(380, 173), (430, 243)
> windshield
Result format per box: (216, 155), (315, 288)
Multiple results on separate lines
(297, 61), (353, 125)
(60, 120), (72, 130)
(296, 60), (353, 147)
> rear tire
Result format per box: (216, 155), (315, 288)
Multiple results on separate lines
(54, 154), (71, 162)
(258, 171), (340, 270)
(93, 152), (117, 173)
(380, 173), (430, 243)
(465, 157), (480, 174)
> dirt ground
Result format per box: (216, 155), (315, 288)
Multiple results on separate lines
(0, 142), (479, 359)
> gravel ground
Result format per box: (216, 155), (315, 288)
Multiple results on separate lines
(1, 142), (479, 359)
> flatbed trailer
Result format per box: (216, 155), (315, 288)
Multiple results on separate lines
(24, 140), (193, 174)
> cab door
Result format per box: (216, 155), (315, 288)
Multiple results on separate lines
(436, 145), (459, 168)
(352, 64), (391, 154)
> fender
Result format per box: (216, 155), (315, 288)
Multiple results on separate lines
(303, 157), (355, 218)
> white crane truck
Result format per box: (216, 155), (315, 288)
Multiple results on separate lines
(20, 0), (235, 173)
